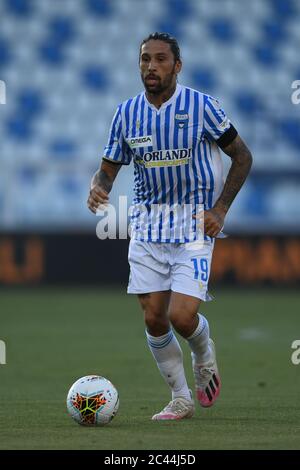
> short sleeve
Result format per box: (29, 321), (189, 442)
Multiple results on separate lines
(102, 106), (132, 165)
(203, 95), (237, 149)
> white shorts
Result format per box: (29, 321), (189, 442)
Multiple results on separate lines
(127, 239), (215, 301)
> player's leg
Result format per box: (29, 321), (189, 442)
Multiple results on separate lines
(138, 291), (194, 420)
(127, 239), (193, 420)
(168, 293), (211, 364)
(169, 241), (221, 407)
(169, 292), (221, 407)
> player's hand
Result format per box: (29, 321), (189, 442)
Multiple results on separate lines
(203, 207), (226, 238)
(87, 185), (109, 214)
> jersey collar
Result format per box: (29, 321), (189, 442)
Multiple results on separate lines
(144, 83), (182, 112)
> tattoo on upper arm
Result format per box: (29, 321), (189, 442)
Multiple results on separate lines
(215, 135), (253, 212)
(222, 135), (252, 164)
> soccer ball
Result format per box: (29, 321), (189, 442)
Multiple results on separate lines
(66, 375), (119, 426)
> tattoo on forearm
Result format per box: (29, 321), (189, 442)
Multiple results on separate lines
(215, 137), (252, 212)
(91, 169), (115, 193)
(96, 170), (114, 193)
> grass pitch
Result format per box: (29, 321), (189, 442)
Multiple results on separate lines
(0, 287), (299, 450)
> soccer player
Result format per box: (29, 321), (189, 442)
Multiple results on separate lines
(87, 33), (252, 420)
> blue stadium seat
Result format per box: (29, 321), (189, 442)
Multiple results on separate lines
(18, 166), (38, 185)
(191, 68), (217, 92)
(234, 91), (262, 115)
(166, 0), (192, 19)
(86, 0), (112, 17)
(49, 139), (77, 159)
(82, 65), (108, 91)
(245, 181), (270, 216)
(253, 44), (279, 67)
(270, 0), (296, 19)
(209, 17), (236, 42)
(261, 19), (287, 43)
(17, 88), (44, 117)
(155, 20), (183, 40)
(39, 40), (66, 65)
(6, 115), (33, 141)
(279, 118), (300, 149)
(48, 16), (76, 44)
(5, 0), (33, 17)
(58, 177), (81, 195)
(0, 37), (12, 68)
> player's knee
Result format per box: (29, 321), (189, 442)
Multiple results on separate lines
(169, 310), (197, 338)
(144, 309), (169, 336)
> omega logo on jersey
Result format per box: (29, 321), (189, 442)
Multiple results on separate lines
(141, 148), (192, 168)
(127, 135), (152, 148)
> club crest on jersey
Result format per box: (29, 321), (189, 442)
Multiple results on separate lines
(138, 148), (192, 168)
(175, 113), (189, 129)
(126, 135), (152, 149)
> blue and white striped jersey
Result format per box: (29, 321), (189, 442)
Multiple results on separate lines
(102, 84), (237, 243)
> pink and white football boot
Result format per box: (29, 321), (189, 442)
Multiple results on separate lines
(152, 393), (195, 421)
(192, 339), (221, 407)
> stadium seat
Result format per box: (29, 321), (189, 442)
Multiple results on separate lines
(166, 0), (193, 19)
(279, 118), (300, 149)
(82, 65), (108, 91)
(17, 88), (44, 116)
(261, 19), (288, 43)
(0, 37), (12, 67)
(86, 0), (113, 17)
(155, 20), (183, 39)
(234, 91), (262, 115)
(244, 181), (270, 216)
(270, 0), (296, 19)
(49, 139), (78, 160)
(4, 0), (34, 17)
(253, 44), (279, 67)
(191, 67), (217, 92)
(39, 40), (66, 65)
(48, 15), (76, 44)
(209, 17), (237, 42)
(6, 115), (33, 141)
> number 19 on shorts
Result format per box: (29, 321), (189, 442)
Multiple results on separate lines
(191, 257), (209, 282)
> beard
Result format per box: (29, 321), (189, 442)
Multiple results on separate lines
(142, 67), (176, 95)
(143, 79), (164, 95)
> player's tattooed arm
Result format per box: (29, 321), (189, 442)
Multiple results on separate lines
(204, 135), (252, 237)
(215, 134), (252, 213)
(91, 160), (122, 193)
(87, 160), (122, 214)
